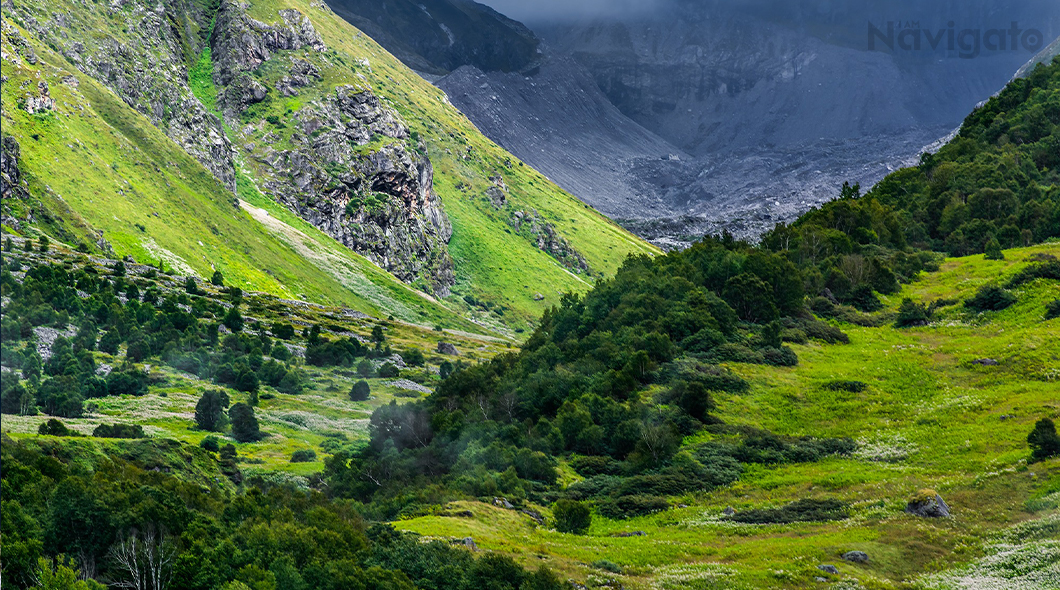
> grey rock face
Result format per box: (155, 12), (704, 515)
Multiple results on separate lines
(7, 0), (236, 190)
(1, 135), (25, 200)
(906, 493), (950, 518)
(210, 3), (455, 294)
(211, 3), (327, 86)
(509, 208), (589, 274)
(842, 551), (869, 564)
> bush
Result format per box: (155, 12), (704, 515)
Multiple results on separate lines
(571, 456), (621, 477)
(824, 380), (867, 393)
(377, 363), (400, 378)
(965, 286), (1016, 312)
(552, 499), (592, 534)
(1028, 418), (1060, 461)
(403, 348), (425, 367)
(290, 449), (317, 463)
(598, 495), (669, 520)
(272, 323), (296, 340)
(93, 423), (145, 438)
(895, 298), (929, 328)
(38, 419), (78, 437)
(200, 435), (221, 453)
(727, 498), (849, 524)
(350, 380), (371, 401)
(1045, 299), (1060, 320)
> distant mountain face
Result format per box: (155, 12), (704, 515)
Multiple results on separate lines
(323, 0), (540, 75)
(434, 0), (1059, 244)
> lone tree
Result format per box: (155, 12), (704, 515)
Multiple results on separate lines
(194, 390), (230, 431)
(553, 499), (592, 534)
(350, 380), (371, 402)
(229, 402), (261, 442)
(211, 270), (225, 286)
(1029, 418), (1060, 461)
(984, 238), (1004, 261)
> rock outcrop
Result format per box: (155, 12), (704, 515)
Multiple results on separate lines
(212, 2), (455, 295)
(906, 490), (950, 518)
(6, 0), (235, 189)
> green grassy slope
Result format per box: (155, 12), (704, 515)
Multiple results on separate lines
(392, 243), (1060, 589)
(0, 21), (488, 334)
(4, 242), (1055, 588)
(2, 0), (658, 337)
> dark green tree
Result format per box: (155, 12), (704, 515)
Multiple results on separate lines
(211, 270), (225, 286)
(984, 238), (1004, 261)
(1028, 418), (1060, 461)
(195, 389), (230, 431)
(350, 380), (371, 402)
(895, 298), (929, 328)
(223, 307), (244, 332)
(229, 402), (261, 442)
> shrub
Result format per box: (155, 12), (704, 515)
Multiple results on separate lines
(93, 423), (145, 438)
(984, 238), (1004, 260)
(824, 380), (867, 393)
(895, 298), (929, 328)
(1028, 418), (1060, 461)
(592, 560), (622, 574)
(350, 380), (371, 401)
(552, 499), (592, 534)
(38, 419), (78, 437)
(404, 348), (425, 367)
(571, 456), (621, 477)
(377, 363), (400, 378)
(200, 435), (221, 453)
(598, 495), (669, 520)
(965, 286), (1016, 312)
(211, 270), (225, 286)
(290, 449), (317, 463)
(272, 323), (295, 340)
(1045, 299), (1060, 320)
(1007, 259), (1060, 288)
(727, 498), (848, 524)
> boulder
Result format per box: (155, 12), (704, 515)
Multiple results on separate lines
(906, 489), (950, 518)
(437, 341), (459, 356)
(816, 565), (839, 575)
(842, 551), (869, 564)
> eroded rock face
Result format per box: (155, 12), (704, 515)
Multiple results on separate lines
(211, 3), (454, 294)
(1, 135), (25, 200)
(6, 0), (235, 189)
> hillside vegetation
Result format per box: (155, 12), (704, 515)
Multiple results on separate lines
(1, 0), (655, 337)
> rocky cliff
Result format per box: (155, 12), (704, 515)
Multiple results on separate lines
(210, 1), (455, 294)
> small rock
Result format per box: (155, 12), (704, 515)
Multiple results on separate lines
(521, 509), (544, 524)
(455, 537), (477, 551)
(437, 341), (459, 356)
(906, 489), (950, 518)
(493, 497), (514, 509)
(815, 577), (829, 583)
(533, 293), (544, 301)
(722, 506), (736, 516)
(816, 564), (839, 575)
(842, 551), (869, 563)
(1000, 414), (1015, 420)
(972, 358), (999, 366)
(612, 531), (647, 537)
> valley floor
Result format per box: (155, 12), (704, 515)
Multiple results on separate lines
(393, 243), (1060, 589)
(2, 243), (1058, 589)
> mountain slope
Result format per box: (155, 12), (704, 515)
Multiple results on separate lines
(1, 0), (656, 335)
(0, 19), (481, 333)
(323, 0), (541, 75)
